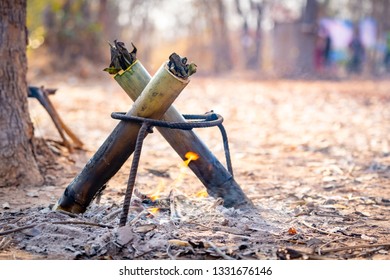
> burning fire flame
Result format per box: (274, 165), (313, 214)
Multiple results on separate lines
(184, 151), (200, 166)
(179, 151), (200, 175)
(195, 189), (208, 198)
(143, 151), (204, 216)
(148, 181), (165, 202)
(149, 193), (160, 202)
(173, 151), (200, 188)
(148, 207), (160, 215)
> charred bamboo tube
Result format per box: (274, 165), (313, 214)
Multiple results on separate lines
(54, 62), (189, 213)
(115, 61), (253, 209)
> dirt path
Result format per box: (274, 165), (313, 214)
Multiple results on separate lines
(1, 77), (389, 259)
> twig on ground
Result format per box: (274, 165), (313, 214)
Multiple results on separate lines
(129, 210), (148, 226)
(52, 220), (114, 228)
(319, 243), (390, 254)
(133, 249), (154, 259)
(207, 197), (224, 211)
(318, 237), (349, 254)
(0, 216), (19, 222)
(0, 217), (23, 228)
(0, 224), (36, 236)
(190, 221), (254, 240)
(103, 208), (123, 222)
(0, 237), (11, 250)
(300, 221), (345, 237)
(56, 210), (79, 218)
(166, 244), (179, 260)
(356, 247), (386, 258)
(169, 191), (181, 223)
(205, 240), (235, 260)
(0, 220), (113, 236)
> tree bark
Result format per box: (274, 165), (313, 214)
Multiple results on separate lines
(296, 0), (318, 76)
(0, 0), (44, 187)
(235, 0), (263, 70)
(202, 0), (233, 73)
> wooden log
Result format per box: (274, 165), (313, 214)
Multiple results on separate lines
(115, 61), (253, 209)
(28, 86), (83, 151)
(54, 62), (189, 213)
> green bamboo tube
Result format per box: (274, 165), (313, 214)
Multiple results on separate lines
(114, 60), (151, 101)
(115, 62), (253, 209)
(54, 62), (189, 213)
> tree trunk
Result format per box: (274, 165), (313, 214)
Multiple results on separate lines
(296, 0), (318, 76)
(0, 0), (44, 187)
(202, 0), (233, 73)
(248, 2), (262, 70)
(234, 0), (263, 70)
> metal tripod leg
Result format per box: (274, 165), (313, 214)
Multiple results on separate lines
(119, 122), (151, 226)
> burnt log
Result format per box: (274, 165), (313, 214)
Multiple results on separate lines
(28, 86), (83, 151)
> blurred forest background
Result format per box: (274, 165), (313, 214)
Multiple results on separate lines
(27, 0), (390, 79)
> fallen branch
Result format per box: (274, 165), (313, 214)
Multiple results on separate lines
(0, 220), (113, 236)
(28, 86), (83, 151)
(319, 242), (390, 254)
(300, 221), (346, 237)
(103, 208), (123, 222)
(166, 244), (183, 260)
(205, 241), (235, 260)
(0, 224), (36, 236)
(128, 210), (149, 226)
(0, 236), (11, 250)
(190, 222), (255, 240)
(318, 236), (349, 254)
(53, 220), (114, 228)
(0, 216), (20, 222)
(169, 190), (182, 223)
(56, 210), (79, 218)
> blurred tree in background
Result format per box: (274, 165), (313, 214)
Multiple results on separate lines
(28, 0), (119, 70)
(235, 0), (263, 70)
(200, 0), (233, 73)
(26, 0), (390, 77)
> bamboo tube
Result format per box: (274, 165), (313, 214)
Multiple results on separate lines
(54, 62), (189, 213)
(115, 62), (253, 209)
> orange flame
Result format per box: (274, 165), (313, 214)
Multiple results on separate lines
(195, 189), (208, 198)
(171, 151), (200, 189)
(149, 193), (160, 202)
(148, 207), (160, 215)
(148, 181), (165, 202)
(184, 151), (200, 166)
(169, 151), (201, 191)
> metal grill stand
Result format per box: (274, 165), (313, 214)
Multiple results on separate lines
(112, 111), (233, 226)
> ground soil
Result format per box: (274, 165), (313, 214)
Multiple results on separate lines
(1, 74), (389, 259)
